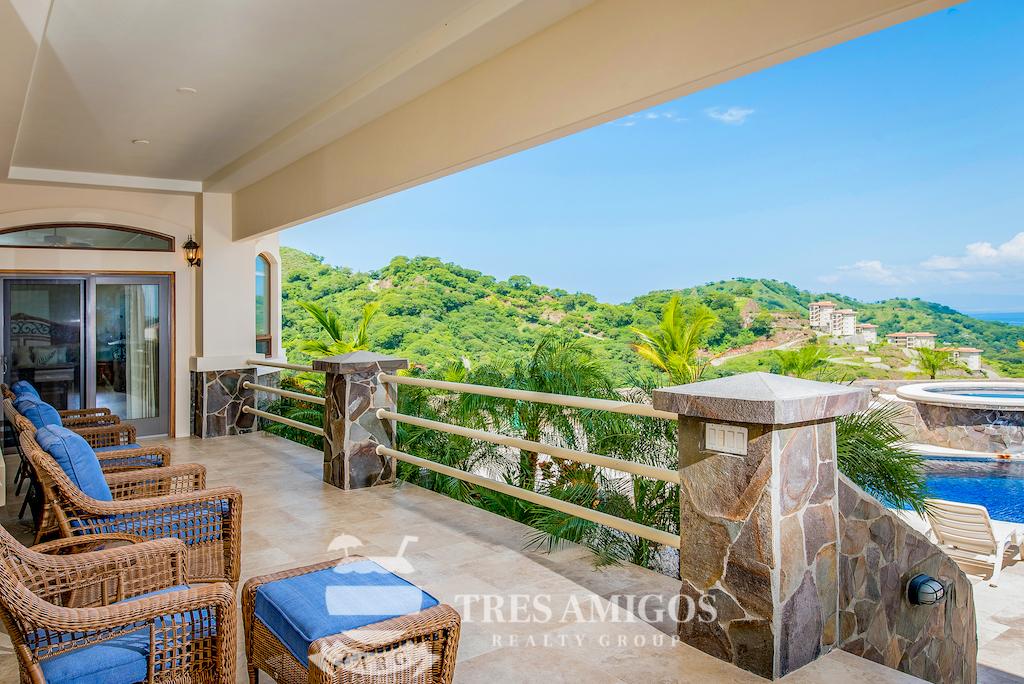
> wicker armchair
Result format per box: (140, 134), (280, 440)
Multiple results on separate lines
(20, 430), (243, 587)
(15, 425), (206, 544)
(2, 393), (142, 454)
(0, 525), (236, 684)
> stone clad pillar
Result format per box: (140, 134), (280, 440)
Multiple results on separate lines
(653, 372), (867, 679)
(312, 351), (409, 490)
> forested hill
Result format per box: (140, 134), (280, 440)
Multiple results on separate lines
(280, 247), (1024, 379)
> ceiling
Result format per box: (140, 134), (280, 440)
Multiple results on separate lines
(1, 0), (591, 192)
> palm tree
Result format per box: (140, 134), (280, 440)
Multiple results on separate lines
(772, 350), (928, 513)
(297, 300), (380, 357)
(836, 403), (928, 514)
(455, 335), (616, 489)
(631, 295), (717, 385)
(771, 344), (835, 381)
(916, 347), (954, 379)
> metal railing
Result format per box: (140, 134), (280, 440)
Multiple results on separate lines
(242, 381), (325, 406)
(375, 372), (680, 548)
(378, 373), (677, 420)
(245, 358), (315, 373)
(241, 405), (325, 436)
(238, 361), (680, 547)
(241, 365), (324, 434)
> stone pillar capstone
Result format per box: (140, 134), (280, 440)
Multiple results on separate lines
(653, 372), (867, 679)
(312, 351), (408, 489)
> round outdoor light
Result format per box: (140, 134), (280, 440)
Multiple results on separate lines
(907, 574), (946, 605)
(183, 234), (201, 267)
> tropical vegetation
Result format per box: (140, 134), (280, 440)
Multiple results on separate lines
(267, 261), (931, 573)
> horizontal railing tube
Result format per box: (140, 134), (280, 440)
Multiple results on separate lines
(242, 406), (325, 436)
(377, 409), (679, 484)
(377, 373), (677, 421)
(378, 445), (680, 548)
(244, 359), (317, 373)
(243, 382), (326, 406)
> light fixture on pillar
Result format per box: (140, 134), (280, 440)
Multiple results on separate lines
(907, 574), (946, 605)
(183, 235), (201, 267)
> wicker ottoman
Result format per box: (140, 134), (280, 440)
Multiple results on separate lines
(242, 556), (460, 684)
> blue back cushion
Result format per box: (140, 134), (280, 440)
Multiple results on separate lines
(14, 396), (62, 429)
(254, 560), (439, 666)
(35, 426), (112, 502)
(11, 380), (40, 399)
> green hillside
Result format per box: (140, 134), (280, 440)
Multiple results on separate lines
(280, 247), (1024, 379)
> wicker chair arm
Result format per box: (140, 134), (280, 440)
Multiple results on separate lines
(62, 414), (120, 427)
(19, 537), (188, 598)
(59, 407), (113, 419)
(94, 444), (172, 471)
(74, 486), (240, 518)
(72, 423), (138, 451)
(30, 533), (146, 555)
(39, 581), (235, 633)
(104, 463), (206, 499)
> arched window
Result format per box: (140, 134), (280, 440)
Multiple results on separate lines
(0, 223), (174, 251)
(255, 254), (272, 357)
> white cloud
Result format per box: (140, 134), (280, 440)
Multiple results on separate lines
(821, 260), (911, 286)
(611, 110), (685, 127)
(921, 232), (1024, 271)
(705, 106), (755, 125)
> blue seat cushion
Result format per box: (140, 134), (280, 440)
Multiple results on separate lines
(83, 500), (229, 544)
(254, 560), (439, 667)
(94, 444), (163, 468)
(14, 396), (62, 429)
(35, 426), (112, 502)
(37, 584), (213, 684)
(11, 380), (40, 399)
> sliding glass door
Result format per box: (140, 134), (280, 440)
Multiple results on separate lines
(2, 274), (171, 436)
(91, 277), (169, 435)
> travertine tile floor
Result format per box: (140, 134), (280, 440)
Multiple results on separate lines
(1, 431), (1017, 683)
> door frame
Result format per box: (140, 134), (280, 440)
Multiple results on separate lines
(0, 269), (176, 437)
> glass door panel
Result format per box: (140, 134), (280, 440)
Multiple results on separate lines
(92, 277), (170, 436)
(2, 279), (85, 410)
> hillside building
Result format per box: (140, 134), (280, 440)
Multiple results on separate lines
(886, 331), (937, 349)
(830, 309), (858, 337)
(808, 301), (835, 330)
(855, 323), (878, 344)
(941, 347), (984, 371)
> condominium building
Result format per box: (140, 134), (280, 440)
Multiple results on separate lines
(886, 332), (937, 349)
(855, 323), (878, 344)
(808, 300), (835, 330)
(830, 309), (858, 337)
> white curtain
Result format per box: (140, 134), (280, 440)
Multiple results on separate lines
(125, 285), (158, 419)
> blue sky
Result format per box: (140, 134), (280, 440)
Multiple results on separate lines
(283, 0), (1024, 312)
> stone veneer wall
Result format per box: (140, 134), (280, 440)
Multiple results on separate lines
(190, 368), (256, 438)
(676, 419), (839, 679)
(837, 475), (977, 684)
(896, 401), (1024, 454)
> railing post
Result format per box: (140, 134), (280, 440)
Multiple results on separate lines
(312, 351), (409, 489)
(653, 372), (867, 679)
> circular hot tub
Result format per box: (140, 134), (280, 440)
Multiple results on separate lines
(895, 381), (1024, 454)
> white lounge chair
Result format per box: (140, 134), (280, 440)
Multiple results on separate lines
(925, 498), (1024, 586)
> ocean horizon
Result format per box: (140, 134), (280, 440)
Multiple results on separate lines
(968, 312), (1024, 326)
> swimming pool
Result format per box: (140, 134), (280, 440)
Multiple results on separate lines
(923, 457), (1024, 523)
(925, 387), (1024, 400)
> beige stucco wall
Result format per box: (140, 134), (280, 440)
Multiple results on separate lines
(0, 181), (282, 437)
(232, 0), (955, 238)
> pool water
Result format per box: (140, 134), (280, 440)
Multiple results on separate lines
(924, 388), (1024, 399)
(922, 457), (1024, 523)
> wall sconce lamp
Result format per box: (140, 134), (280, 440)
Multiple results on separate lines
(907, 574), (946, 605)
(183, 234), (201, 267)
